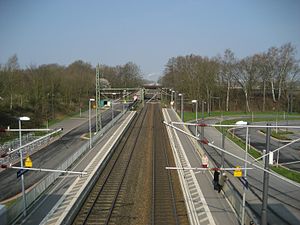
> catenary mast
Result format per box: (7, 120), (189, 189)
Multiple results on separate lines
(96, 64), (102, 132)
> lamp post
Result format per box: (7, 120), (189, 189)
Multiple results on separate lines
(236, 122), (250, 224)
(192, 100), (198, 137)
(123, 90), (126, 112)
(261, 124), (271, 225)
(19, 116), (30, 217)
(112, 93), (116, 119)
(178, 93), (184, 121)
(174, 91), (177, 112)
(89, 99), (95, 149)
(171, 90), (175, 109)
(201, 100), (206, 145)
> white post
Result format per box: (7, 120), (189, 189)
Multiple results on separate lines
(276, 149), (280, 167)
(192, 100), (198, 137)
(178, 93), (183, 121)
(89, 99), (95, 149)
(112, 93), (116, 119)
(19, 116), (30, 217)
(123, 90), (126, 112)
(241, 126), (249, 225)
(171, 90), (175, 109)
(181, 94), (184, 121)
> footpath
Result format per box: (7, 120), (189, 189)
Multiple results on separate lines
(49, 110), (93, 136)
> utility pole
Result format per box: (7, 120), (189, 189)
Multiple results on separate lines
(141, 88), (144, 107)
(201, 100), (205, 146)
(95, 64), (102, 132)
(261, 124), (271, 225)
(221, 127), (225, 167)
(178, 93), (184, 121)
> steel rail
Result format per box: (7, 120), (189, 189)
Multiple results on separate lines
(104, 106), (148, 224)
(78, 105), (148, 224)
(159, 107), (180, 225)
(151, 105), (179, 225)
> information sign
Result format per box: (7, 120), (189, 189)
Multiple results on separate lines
(25, 156), (32, 168)
(234, 166), (242, 177)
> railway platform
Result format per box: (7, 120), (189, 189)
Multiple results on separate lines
(13, 111), (136, 225)
(163, 108), (240, 225)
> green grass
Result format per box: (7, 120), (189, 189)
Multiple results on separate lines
(183, 111), (300, 123)
(259, 129), (293, 140)
(271, 166), (300, 183)
(271, 131), (292, 140)
(216, 127), (262, 159)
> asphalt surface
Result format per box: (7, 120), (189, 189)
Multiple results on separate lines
(0, 108), (121, 202)
(188, 117), (300, 224)
(232, 121), (300, 171)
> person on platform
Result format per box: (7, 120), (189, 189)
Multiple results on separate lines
(213, 170), (220, 190)
(218, 172), (228, 193)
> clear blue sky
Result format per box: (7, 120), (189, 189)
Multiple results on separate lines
(0, 0), (299, 81)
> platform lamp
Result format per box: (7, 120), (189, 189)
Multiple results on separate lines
(19, 116), (30, 216)
(191, 100), (198, 137)
(89, 99), (95, 149)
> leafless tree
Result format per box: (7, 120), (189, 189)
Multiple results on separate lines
(218, 49), (236, 111)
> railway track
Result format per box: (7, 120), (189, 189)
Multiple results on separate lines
(72, 103), (188, 225)
(72, 106), (148, 225)
(151, 104), (180, 225)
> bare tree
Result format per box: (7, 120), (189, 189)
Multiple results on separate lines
(264, 43), (297, 103)
(5, 54), (20, 110)
(219, 49), (236, 111)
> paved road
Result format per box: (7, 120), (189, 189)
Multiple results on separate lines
(233, 121), (300, 171)
(0, 108), (121, 202)
(187, 118), (300, 224)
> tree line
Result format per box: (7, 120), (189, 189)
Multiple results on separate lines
(159, 43), (300, 113)
(0, 56), (145, 128)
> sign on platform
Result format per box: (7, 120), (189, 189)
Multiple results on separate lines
(234, 166), (242, 177)
(202, 155), (209, 168)
(25, 156), (32, 168)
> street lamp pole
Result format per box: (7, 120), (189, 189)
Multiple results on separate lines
(201, 100), (205, 144)
(112, 93), (116, 119)
(19, 116), (30, 217)
(89, 99), (95, 149)
(174, 91), (177, 112)
(123, 90), (126, 112)
(192, 100), (198, 137)
(178, 93), (184, 121)
(171, 90), (175, 109)
(261, 124), (271, 225)
(241, 126), (249, 225)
